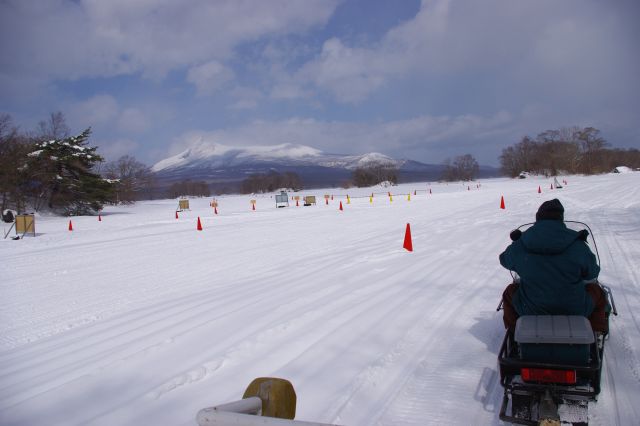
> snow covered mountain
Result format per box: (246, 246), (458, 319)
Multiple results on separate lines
(151, 141), (498, 190)
(152, 142), (401, 172)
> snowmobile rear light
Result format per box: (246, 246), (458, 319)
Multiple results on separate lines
(521, 368), (576, 384)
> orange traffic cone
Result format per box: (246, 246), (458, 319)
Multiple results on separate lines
(68, 220), (73, 231)
(339, 201), (343, 211)
(500, 196), (505, 209)
(403, 223), (413, 252)
(197, 217), (203, 231)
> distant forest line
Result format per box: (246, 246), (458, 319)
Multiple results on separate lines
(2, 112), (638, 213)
(499, 126), (639, 177)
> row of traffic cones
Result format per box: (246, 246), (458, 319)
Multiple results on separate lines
(537, 183), (556, 193)
(68, 214), (102, 231)
(69, 187), (506, 233)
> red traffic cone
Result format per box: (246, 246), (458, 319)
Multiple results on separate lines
(538, 185), (541, 193)
(68, 220), (73, 231)
(500, 196), (505, 209)
(214, 206), (218, 215)
(98, 214), (102, 221)
(175, 211), (179, 219)
(339, 201), (343, 211)
(403, 223), (413, 252)
(196, 217), (203, 231)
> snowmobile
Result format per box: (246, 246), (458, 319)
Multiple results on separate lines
(497, 221), (617, 426)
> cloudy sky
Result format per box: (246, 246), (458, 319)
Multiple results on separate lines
(1, 0), (638, 166)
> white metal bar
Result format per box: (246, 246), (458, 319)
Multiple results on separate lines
(210, 396), (262, 415)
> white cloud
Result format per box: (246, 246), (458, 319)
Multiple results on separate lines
(117, 108), (150, 133)
(298, 38), (387, 103)
(68, 95), (152, 136)
(0, 0), (339, 83)
(68, 94), (119, 128)
(293, 0), (639, 105)
(187, 61), (234, 96)
(97, 138), (139, 161)
(225, 86), (263, 109)
(270, 83), (311, 100)
(167, 111), (518, 164)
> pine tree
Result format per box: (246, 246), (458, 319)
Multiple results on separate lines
(27, 128), (114, 215)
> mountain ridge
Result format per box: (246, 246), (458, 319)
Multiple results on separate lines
(152, 141), (501, 191)
(152, 142), (400, 172)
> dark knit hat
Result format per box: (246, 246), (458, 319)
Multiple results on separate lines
(536, 198), (564, 221)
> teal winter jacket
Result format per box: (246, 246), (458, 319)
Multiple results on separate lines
(499, 220), (600, 317)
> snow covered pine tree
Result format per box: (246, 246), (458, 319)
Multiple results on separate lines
(27, 128), (113, 215)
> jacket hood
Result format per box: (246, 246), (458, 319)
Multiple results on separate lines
(521, 220), (580, 255)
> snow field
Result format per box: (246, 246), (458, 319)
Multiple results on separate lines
(1, 173), (639, 425)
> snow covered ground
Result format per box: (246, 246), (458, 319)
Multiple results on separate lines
(1, 173), (639, 426)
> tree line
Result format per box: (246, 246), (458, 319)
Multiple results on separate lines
(441, 154), (479, 182)
(352, 162), (398, 187)
(350, 155), (480, 187)
(3, 112), (636, 214)
(499, 126), (639, 177)
(167, 180), (211, 198)
(240, 171), (303, 194)
(0, 112), (156, 215)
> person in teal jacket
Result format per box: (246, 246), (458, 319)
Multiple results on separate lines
(500, 199), (607, 332)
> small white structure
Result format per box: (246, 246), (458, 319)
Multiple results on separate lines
(275, 191), (289, 208)
(612, 166), (632, 173)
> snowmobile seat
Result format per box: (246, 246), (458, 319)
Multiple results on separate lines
(515, 315), (594, 365)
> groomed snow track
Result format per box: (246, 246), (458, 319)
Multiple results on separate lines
(1, 174), (639, 425)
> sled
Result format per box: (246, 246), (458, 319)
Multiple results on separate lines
(497, 309), (611, 425)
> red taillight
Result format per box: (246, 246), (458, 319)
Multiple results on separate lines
(521, 368), (576, 384)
